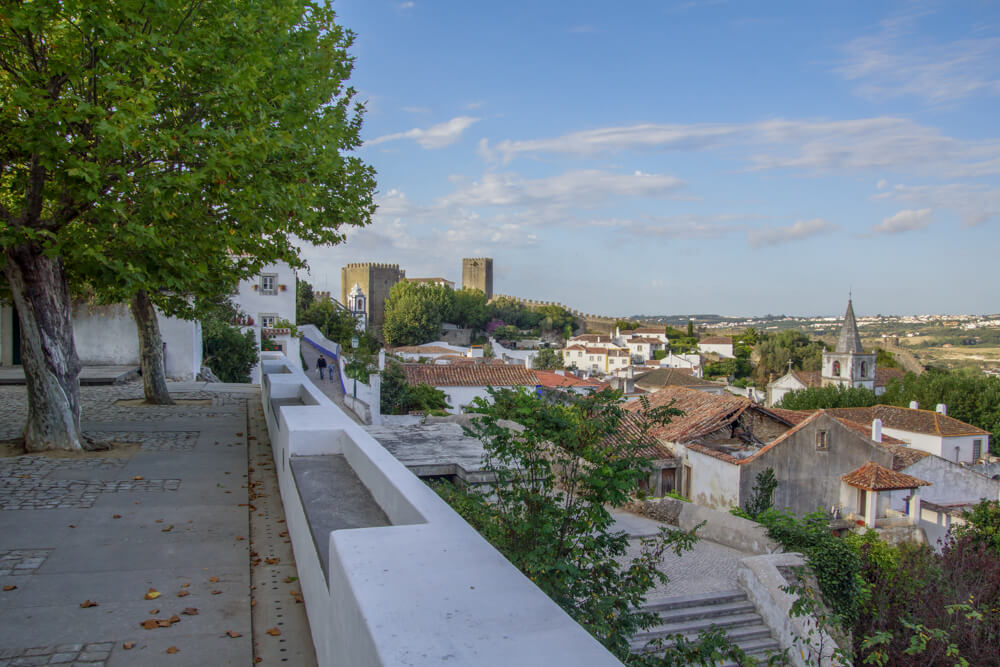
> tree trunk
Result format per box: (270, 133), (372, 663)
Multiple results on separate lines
(2, 244), (88, 451)
(130, 290), (174, 405)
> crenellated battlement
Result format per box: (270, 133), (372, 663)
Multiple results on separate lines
(344, 262), (402, 270)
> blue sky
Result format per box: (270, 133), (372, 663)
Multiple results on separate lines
(300, 1), (1000, 317)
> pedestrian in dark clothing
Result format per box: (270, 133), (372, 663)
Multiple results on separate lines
(316, 355), (328, 380)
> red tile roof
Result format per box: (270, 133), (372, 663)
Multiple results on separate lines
(875, 367), (905, 387)
(791, 370), (823, 388)
(401, 364), (538, 387)
(627, 337), (663, 345)
(624, 386), (756, 443)
(532, 371), (608, 389)
(631, 327), (666, 335)
(635, 368), (721, 390)
(393, 345), (460, 355)
(699, 336), (732, 345)
(824, 406), (990, 437)
(841, 461), (930, 491)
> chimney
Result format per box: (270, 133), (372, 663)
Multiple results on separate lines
(936, 403), (947, 416)
(909, 400), (919, 410)
(872, 418), (882, 443)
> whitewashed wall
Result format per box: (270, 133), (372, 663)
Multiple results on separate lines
(679, 446), (740, 510)
(71, 302), (202, 380)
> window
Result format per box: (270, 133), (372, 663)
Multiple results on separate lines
(816, 430), (829, 450)
(260, 313), (277, 328)
(955, 446), (961, 462)
(973, 439), (983, 461)
(259, 274), (277, 295)
(832, 360), (841, 377)
(860, 361), (867, 376)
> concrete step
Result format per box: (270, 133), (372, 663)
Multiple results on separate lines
(641, 589), (748, 613)
(642, 599), (758, 625)
(632, 614), (771, 648)
(639, 635), (783, 663)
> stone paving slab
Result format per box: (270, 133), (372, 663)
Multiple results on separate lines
(0, 383), (260, 665)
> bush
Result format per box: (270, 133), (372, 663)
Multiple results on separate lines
(202, 319), (258, 383)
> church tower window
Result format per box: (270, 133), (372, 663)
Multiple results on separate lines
(832, 360), (841, 376)
(860, 361), (867, 377)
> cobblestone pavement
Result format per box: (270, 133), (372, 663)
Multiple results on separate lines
(0, 385), (244, 440)
(619, 516), (749, 599)
(0, 641), (114, 666)
(0, 549), (53, 576)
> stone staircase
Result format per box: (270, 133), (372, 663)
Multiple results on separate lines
(630, 589), (784, 665)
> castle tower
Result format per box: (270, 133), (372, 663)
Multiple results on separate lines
(822, 298), (876, 390)
(340, 263), (405, 328)
(462, 257), (493, 299)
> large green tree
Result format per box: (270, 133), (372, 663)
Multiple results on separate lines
(1, 1), (374, 447)
(382, 281), (455, 347)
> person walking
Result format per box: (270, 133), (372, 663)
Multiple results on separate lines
(316, 355), (328, 380)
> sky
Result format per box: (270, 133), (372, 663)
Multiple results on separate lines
(299, 1), (1000, 318)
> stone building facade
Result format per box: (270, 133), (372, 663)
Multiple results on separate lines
(340, 263), (405, 328)
(461, 257), (493, 299)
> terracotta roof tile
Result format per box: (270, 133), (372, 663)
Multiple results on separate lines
(624, 386), (752, 443)
(627, 337), (663, 345)
(824, 406), (990, 437)
(841, 461), (931, 491)
(635, 368), (722, 390)
(401, 364), (538, 387)
(791, 370), (823, 388)
(699, 336), (732, 345)
(532, 371), (607, 388)
(393, 345), (460, 355)
(875, 367), (904, 387)
(631, 327), (666, 335)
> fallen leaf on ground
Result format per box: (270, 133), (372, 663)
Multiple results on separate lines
(133, 476), (144, 480)
(265, 557), (279, 565)
(236, 432), (243, 436)
(181, 583), (190, 588)
(226, 630), (242, 638)
(176, 590), (189, 598)
(160, 525), (173, 532)
(250, 599), (256, 607)
(166, 646), (179, 654)
(149, 608), (159, 614)
(235, 535), (244, 541)
(141, 620), (159, 630)
(123, 642), (135, 650)
(278, 531), (288, 538)
(266, 627), (281, 636)
(182, 607), (198, 615)
(155, 519), (163, 523)
(208, 576), (219, 582)
(157, 620), (172, 628)
(113, 514), (122, 519)
(80, 600), (98, 608)
(283, 576), (297, 583)
(68, 524), (76, 528)
(144, 588), (161, 600)
(211, 590), (222, 595)
(3, 585), (16, 591)
(169, 614), (180, 623)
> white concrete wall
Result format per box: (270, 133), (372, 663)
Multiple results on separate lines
(881, 428), (985, 463)
(259, 353), (621, 667)
(889, 455), (1000, 510)
(679, 446), (740, 510)
(71, 302), (202, 379)
(698, 343), (733, 358)
(919, 507), (964, 550)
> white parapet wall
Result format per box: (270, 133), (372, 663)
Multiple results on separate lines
(258, 352), (620, 667)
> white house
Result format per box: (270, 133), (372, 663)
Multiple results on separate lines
(697, 336), (734, 358)
(618, 327), (669, 345)
(826, 405), (991, 465)
(399, 363), (538, 414)
(233, 262), (299, 378)
(562, 345), (630, 376)
(624, 337), (665, 363)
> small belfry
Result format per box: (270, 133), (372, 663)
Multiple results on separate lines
(822, 297), (876, 390)
(347, 283), (367, 331)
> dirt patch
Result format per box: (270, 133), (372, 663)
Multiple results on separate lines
(114, 398), (212, 407)
(0, 440), (141, 459)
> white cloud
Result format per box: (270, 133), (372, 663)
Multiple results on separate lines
(367, 116), (480, 149)
(439, 170), (686, 209)
(872, 208), (932, 235)
(748, 218), (839, 248)
(872, 183), (1000, 227)
(876, 179), (887, 190)
(837, 13), (1000, 104)
(485, 117), (1000, 178)
(398, 2), (415, 9)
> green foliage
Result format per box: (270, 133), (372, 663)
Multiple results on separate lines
(382, 281), (455, 346)
(296, 279), (315, 315)
(776, 384), (878, 410)
(756, 509), (865, 627)
(953, 499), (1000, 555)
(433, 388), (701, 659)
(704, 357), (753, 381)
(202, 310), (258, 383)
(532, 348), (564, 370)
(378, 361), (449, 415)
(616, 320), (641, 331)
(740, 327), (760, 346)
(652, 350), (667, 361)
(298, 296), (378, 353)
(755, 331), (825, 382)
(452, 289), (490, 329)
(686, 320), (695, 338)
(875, 347), (898, 368)
(742, 468), (778, 519)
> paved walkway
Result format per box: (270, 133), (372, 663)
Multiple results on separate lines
(0, 366), (137, 386)
(612, 510), (749, 599)
(299, 341), (363, 425)
(0, 381), (313, 666)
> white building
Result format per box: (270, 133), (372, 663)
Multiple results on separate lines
(624, 337), (665, 363)
(233, 262), (299, 379)
(697, 336), (734, 358)
(562, 345), (630, 375)
(618, 327), (669, 345)
(399, 363), (539, 414)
